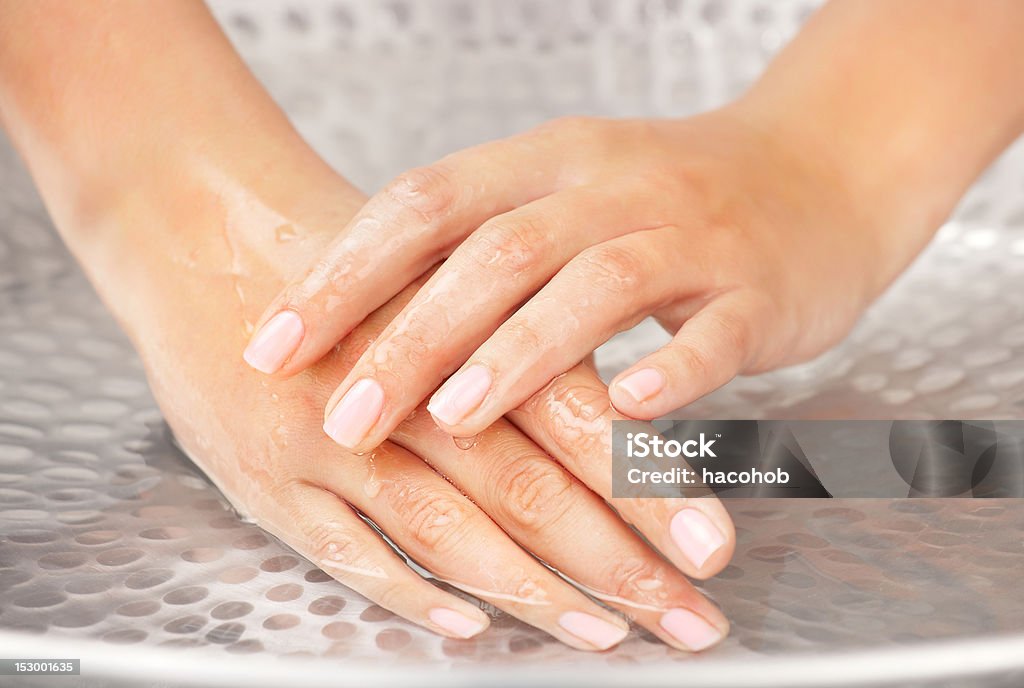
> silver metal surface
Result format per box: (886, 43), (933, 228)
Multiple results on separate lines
(2, 1), (1024, 685)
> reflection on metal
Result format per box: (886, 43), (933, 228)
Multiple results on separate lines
(888, 421), (1024, 497)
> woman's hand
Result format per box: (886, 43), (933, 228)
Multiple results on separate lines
(93, 175), (731, 651)
(247, 0), (1024, 454)
(246, 107), (879, 451)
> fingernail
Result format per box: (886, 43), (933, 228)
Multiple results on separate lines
(558, 611), (628, 650)
(427, 365), (493, 426)
(323, 378), (385, 448)
(429, 607), (487, 639)
(243, 310), (304, 374)
(670, 508), (727, 569)
(615, 368), (665, 403)
(659, 608), (723, 651)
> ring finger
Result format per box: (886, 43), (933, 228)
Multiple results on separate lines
(319, 185), (668, 452)
(430, 227), (702, 436)
(392, 409), (730, 652)
(508, 361), (737, 580)
(321, 441), (631, 651)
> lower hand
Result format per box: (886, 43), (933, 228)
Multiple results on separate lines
(83, 159), (733, 652)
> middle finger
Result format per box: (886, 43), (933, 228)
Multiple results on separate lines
(320, 440), (631, 651)
(320, 184), (663, 453)
(392, 409), (730, 652)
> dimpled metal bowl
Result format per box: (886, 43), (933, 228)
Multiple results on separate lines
(2, 1), (1024, 686)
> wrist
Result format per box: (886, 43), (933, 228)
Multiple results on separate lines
(0, 1), (362, 251)
(727, 0), (1024, 290)
(723, 94), (946, 301)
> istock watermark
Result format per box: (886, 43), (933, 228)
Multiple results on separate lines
(611, 420), (1024, 498)
(624, 432), (718, 459)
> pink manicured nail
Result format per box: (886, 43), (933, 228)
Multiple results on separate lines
(429, 608), (487, 639)
(558, 611), (628, 650)
(659, 608), (723, 651)
(427, 365), (493, 426)
(323, 378), (385, 448)
(670, 508), (727, 569)
(616, 368), (665, 403)
(243, 311), (304, 374)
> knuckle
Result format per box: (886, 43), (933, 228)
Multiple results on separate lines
(520, 372), (606, 421)
(384, 165), (457, 224)
(711, 309), (754, 362)
(577, 244), (642, 292)
(470, 217), (549, 276)
(371, 579), (409, 614)
(499, 315), (545, 355)
(308, 520), (360, 568)
(602, 557), (666, 600)
(371, 308), (442, 371)
(676, 341), (716, 384)
(517, 374), (611, 467)
(390, 484), (472, 553)
(493, 457), (574, 531)
(393, 402), (436, 439)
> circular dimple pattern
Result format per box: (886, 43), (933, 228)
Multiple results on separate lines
(182, 547), (224, 563)
(322, 621), (356, 640)
(211, 602), (254, 620)
(233, 533), (269, 550)
(163, 587), (210, 606)
(264, 614), (301, 631)
(74, 530), (121, 546)
(207, 622), (246, 644)
(140, 527), (190, 540)
(308, 595), (346, 616)
(117, 600), (161, 618)
(219, 567), (259, 585)
(9, 529), (59, 544)
(266, 584), (303, 603)
(2, 1), (1024, 683)
(360, 606), (395, 623)
(376, 628), (413, 651)
(96, 548), (145, 567)
(165, 616), (207, 635)
(124, 569), (174, 590)
(38, 552), (88, 569)
(13, 590), (66, 609)
(260, 555), (299, 573)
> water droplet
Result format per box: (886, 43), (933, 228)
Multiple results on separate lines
(363, 454), (381, 497)
(275, 224), (298, 242)
(453, 435), (479, 451)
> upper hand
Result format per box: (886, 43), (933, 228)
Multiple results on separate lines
(244, 107), (881, 451)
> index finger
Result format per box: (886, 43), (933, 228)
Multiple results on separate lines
(508, 361), (736, 579)
(241, 135), (563, 377)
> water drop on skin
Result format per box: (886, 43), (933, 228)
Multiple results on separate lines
(363, 453), (381, 498)
(453, 435), (479, 451)
(274, 224), (298, 243)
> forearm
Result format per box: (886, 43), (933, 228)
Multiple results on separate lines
(0, 0), (355, 250)
(737, 0), (1024, 276)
